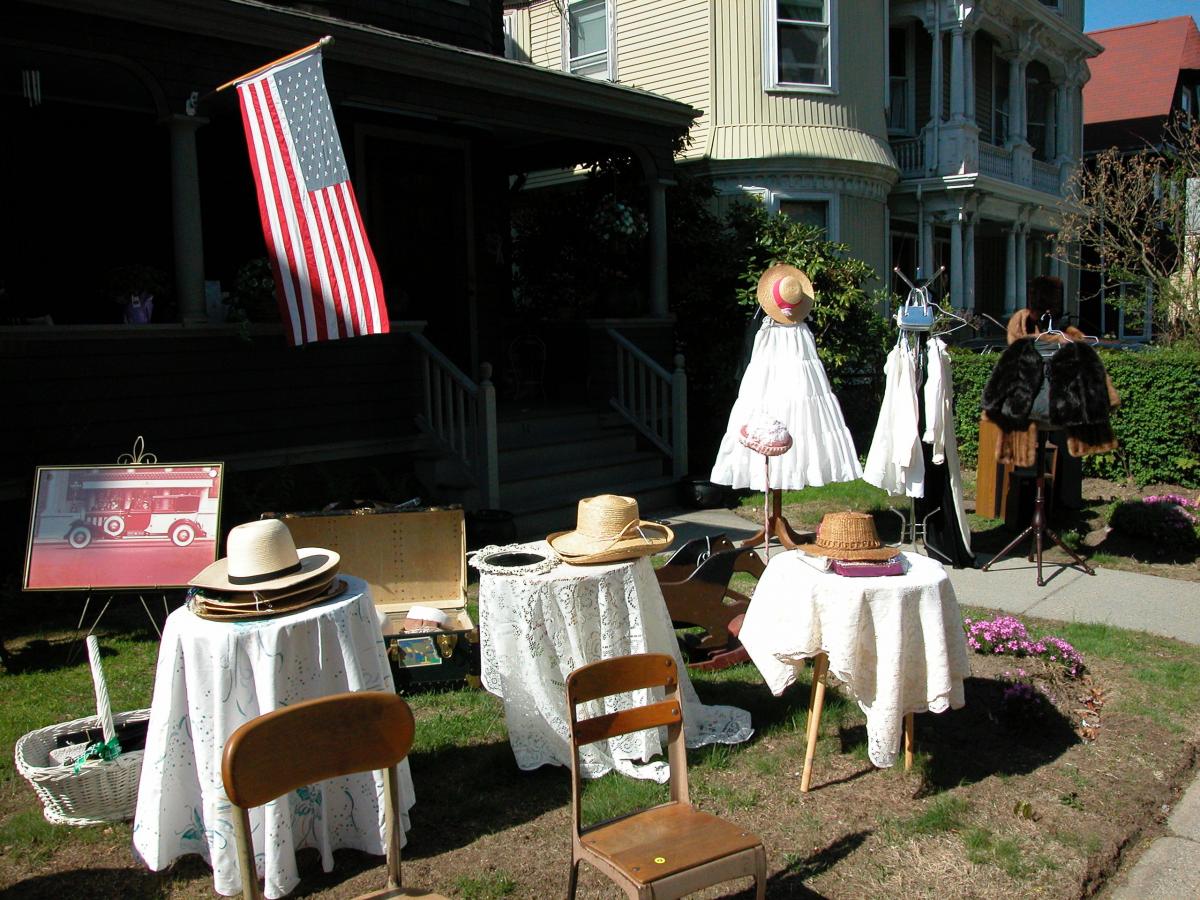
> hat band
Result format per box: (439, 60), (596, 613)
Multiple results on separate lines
(228, 559), (304, 585)
(772, 279), (798, 311)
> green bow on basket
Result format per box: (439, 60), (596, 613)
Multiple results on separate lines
(72, 736), (122, 774)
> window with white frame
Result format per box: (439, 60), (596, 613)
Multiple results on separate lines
(767, 0), (834, 90)
(779, 197), (832, 238)
(565, 0), (611, 80)
(992, 54), (1010, 146)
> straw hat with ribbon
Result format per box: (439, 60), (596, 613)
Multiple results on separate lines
(547, 495), (674, 565)
(190, 519), (340, 592)
(756, 263), (815, 325)
(798, 511), (900, 561)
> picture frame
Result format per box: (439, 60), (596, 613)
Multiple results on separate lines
(23, 463), (224, 591)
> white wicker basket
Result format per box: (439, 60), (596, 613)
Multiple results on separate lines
(14, 636), (150, 826)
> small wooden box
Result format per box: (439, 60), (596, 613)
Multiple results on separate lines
(268, 506), (479, 690)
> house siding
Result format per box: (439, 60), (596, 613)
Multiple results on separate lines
(840, 194), (888, 281)
(615, 0), (711, 160)
(525, 2), (564, 69)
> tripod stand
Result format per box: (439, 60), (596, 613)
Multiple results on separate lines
(980, 430), (1095, 586)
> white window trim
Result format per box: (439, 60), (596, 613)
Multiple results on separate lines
(991, 52), (1010, 146)
(561, 0), (615, 81)
(763, 0), (838, 95)
(770, 190), (839, 242)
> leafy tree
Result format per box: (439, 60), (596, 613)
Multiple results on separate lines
(1055, 114), (1200, 345)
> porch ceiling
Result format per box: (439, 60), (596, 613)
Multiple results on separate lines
(15, 0), (698, 178)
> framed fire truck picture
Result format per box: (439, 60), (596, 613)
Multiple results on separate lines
(23, 463), (224, 590)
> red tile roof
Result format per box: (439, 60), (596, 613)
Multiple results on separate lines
(1084, 16), (1200, 125)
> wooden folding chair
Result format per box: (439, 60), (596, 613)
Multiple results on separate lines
(565, 653), (766, 899)
(221, 692), (445, 900)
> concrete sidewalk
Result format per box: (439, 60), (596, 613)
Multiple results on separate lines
(651, 503), (1200, 898)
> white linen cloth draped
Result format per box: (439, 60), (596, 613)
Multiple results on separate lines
(739, 551), (970, 767)
(710, 318), (862, 490)
(478, 550), (753, 782)
(133, 577), (413, 898)
(863, 338), (925, 498)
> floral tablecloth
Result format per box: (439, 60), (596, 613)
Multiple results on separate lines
(478, 548), (753, 782)
(739, 551), (971, 767)
(132, 576), (414, 898)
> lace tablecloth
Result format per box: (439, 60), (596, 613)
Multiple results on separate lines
(132, 576), (415, 898)
(740, 551), (970, 767)
(478, 550), (753, 782)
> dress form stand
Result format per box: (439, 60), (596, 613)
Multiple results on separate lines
(740, 489), (805, 551)
(980, 429), (1095, 586)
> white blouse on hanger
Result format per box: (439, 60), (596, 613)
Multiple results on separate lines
(863, 337), (925, 498)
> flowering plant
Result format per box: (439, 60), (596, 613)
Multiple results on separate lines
(963, 614), (1086, 678)
(1109, 494), (1200, 551)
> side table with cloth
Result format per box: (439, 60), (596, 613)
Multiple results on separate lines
(739, 552), (970, 780)
(133, 575), (416, 898)
(478, 547), (753, 782)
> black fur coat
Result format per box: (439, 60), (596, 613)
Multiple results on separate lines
(981, 338), (1116, 452)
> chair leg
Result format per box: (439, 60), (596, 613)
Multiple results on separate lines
(801, 653), (829, 792)
(904, 712), (915, 771)
(754, 844), (767, 899)
(566, 858), (580, 900)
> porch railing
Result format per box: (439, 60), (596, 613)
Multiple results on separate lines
(605, 328), (687, 479)
(1032, 159), (1060, 194)
(890, 137), (923, 176)
(410, 332), (499, 507)
(979, 142), (1013, 180)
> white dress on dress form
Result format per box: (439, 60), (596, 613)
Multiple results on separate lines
(709, 318), (862, 491)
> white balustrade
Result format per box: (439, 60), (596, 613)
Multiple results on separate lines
(606, 328), (687, 479)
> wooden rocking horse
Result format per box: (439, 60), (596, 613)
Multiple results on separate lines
(655, 535), (764, 670)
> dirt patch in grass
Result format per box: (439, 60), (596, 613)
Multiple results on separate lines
(3, 616), (1199, 899)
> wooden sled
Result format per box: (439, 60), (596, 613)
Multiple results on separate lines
(655, 535), (764, 670)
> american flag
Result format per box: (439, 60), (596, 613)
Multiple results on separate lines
(236, 49), (388, 345)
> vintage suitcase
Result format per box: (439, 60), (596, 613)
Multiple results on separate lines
(268, 505), (480, 690)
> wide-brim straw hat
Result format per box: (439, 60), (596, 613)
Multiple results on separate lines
(191, 578), (346, 621)
(757, 263), (815, 325)
(192, 569), (341, 608)
(190, 518), (340, 592)
(547, 494), (675, 565)
(798, 511), (900, 561)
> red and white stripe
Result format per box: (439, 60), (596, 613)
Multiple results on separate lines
(237, 67), (387, 345)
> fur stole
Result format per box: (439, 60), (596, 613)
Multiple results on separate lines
(981, 338), (1118, 458)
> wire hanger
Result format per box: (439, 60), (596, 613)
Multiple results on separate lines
(893, 266), (945, 334)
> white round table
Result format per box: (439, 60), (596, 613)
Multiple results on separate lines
(477, 549), (753, 782)
(132, 575), (415, 898)
(739, 551), (970, 784)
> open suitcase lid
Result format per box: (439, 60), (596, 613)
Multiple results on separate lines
(267, 506), (466, 615)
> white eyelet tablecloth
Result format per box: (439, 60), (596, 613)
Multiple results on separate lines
(478, 550), (753, 782)
(739, 551), (970, 767)
(132, 575), (415, 898)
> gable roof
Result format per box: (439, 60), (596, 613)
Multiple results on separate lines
(1084, 16), (1200, 125)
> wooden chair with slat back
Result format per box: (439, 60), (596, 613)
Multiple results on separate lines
(565, 653), (766, 899)
(220, 691), (446, 900)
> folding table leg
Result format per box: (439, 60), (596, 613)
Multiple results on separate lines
(801, 653), (829, 792)
(903, 712), (914, 771)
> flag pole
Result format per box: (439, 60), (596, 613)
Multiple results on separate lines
(211, 35), (334, 94)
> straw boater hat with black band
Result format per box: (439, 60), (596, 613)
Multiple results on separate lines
(190, 519), (340, 592)
(757, 263), (815, 326)
(547, 494), (674, 565)
(798, 511), (900, 562)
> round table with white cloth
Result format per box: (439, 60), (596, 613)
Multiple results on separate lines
(710, 318), (862, 490)
(478, 547), (753, 782)
(132, 575), (414, 899)
(738, 551), (970, 768)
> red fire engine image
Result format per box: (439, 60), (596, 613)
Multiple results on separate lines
(26, 465), (222, 590)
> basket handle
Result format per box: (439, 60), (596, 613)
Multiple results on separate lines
(85, 636), (117, 745)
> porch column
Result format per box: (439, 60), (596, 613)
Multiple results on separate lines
(166, 114), (208, 325)
(964, 217), (977, 311)
(647, 179), (668, 317)
(930, 20), (943, 124)
(964, 30), (977, 122)
(921, 216), (934, 280)
(950, 212), (964, 309)
(949, 27), (966, 121)
(1015, 226), (1028, 309)
(1054, 80), (1071, 160)
(1004, 226), (1017, 313)
(1007, 54), (1022, 145)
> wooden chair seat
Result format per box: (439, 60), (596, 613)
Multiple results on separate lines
(581, 802), (763, 884)
(566, 653), (766, 899)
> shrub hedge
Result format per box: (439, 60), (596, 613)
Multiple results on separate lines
(949, 346), (1200, 488)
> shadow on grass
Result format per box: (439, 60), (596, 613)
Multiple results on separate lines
(0, 858), (211, 900)
(725, 830), (870, 898)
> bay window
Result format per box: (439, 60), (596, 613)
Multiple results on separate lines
(767, 0), (834, 91)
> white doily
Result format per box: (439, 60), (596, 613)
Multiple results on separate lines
(469, 541), (560, 577)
